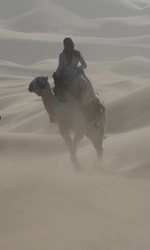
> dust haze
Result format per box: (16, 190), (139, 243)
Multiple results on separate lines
(0, 0), (150, 249)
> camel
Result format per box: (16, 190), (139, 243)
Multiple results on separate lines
(28, 76), (106, 170)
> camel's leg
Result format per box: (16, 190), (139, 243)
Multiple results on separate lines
(69, 129), (85, 170)
(59, 128), (81, 170)
(70, 153), (81, 171)
(86, 125), (104, 160)
(72, 129), (84, 153)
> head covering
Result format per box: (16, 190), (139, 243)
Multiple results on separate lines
(63, 37), (74, 50)
(63, 37), (74, 57)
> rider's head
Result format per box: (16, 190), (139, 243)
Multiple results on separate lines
(63, 37), (74, 53)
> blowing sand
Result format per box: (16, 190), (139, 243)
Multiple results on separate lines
(0, 0), (150, 249)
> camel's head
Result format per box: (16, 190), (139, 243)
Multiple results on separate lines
(28, 76), (49, 96)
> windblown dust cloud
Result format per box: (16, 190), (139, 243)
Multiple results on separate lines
(0, 0), (150, 249)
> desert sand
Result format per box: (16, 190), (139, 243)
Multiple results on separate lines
(0, 0), (150, 249)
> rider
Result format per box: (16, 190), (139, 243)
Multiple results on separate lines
(53, 37), (95, 105)
(56, 37), (87, 78)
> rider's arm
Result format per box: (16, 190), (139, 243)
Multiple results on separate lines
(56, 53), (63, 76)
(79, 52), (87, 70)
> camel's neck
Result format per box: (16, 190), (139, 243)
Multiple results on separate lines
(40, 84), (58, 117)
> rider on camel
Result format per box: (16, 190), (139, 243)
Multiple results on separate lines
(53, 37), (95, 105)
(52, 37), (105, 126)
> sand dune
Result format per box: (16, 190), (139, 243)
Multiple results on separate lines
(107, 85), (150, 132)
(0, 0), (150, 249)
(111, 56), (150, 77)
(93, 15), (150, 37)
(0, 59), (55, 77)
(54, 0), (150, 18)
(0, 0), (35, 19)
(5, 1), (96, 33)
